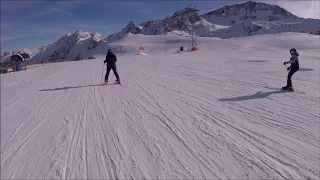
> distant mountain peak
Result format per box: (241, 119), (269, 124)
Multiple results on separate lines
(124, 21), (141, 34)
(204, 1), (296, 18)
(168, 7), (201, 22)
(171, 7), (199, 17)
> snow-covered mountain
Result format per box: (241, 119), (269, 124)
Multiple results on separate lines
(18, 1), (319, 62)
(202, 0), (297, 24)
(106, 7), (228, 41)
(106, 21), (143, 42)
(107, 1), (319, 40)
(31, 30), (106, 63)
(200, 1), (320, 38)
(32, 44), (51, 57)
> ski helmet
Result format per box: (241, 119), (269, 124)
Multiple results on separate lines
(290, 48), (296, 53)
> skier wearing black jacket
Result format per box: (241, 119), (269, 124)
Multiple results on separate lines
(282, 48), (299, 91)
(103, 49), (120, 84)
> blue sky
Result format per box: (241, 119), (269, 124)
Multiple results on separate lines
(1, 0), (319, 52)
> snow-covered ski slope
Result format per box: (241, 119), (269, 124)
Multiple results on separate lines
(1, 32), (319, 179)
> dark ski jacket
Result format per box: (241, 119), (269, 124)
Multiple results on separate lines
(104, 52), (117, 64)
(286, 52), (299, 70)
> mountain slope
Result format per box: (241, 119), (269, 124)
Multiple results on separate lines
(1, 33), (319, 179)
(201, 0), (298, 25)
(201, 1), (320, 38)
(106, 7), (228, 41)
(31, 30), (106, 63)
(107, 1), (319, 40)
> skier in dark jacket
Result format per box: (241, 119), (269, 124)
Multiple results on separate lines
(103, 49), (120, 84)
(282, 48), (299, 91)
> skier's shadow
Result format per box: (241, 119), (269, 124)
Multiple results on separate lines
(38, 84), (116, 91)
(219, 90), (287, 102)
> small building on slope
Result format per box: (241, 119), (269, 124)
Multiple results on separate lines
(1, 53), (31, 73)
(10, 53), (31, 71)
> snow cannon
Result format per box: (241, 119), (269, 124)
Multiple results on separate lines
(191, 47), (198, 51)
(137, 47), (147, 55)
(139, 47), (144, 53)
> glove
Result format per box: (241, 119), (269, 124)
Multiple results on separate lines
(287, 67), (291, 71)
(283, 62), (287, 65)
(103, 60), (107, 64)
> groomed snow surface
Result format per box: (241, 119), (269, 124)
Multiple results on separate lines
(1, 33), (319, 179)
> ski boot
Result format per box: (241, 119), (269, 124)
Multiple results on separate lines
(281, 86), (294, 92)
(115, 78), (121, 84)
(288, 87), (294, 92)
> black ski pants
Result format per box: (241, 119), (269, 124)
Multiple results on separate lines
(105, 63), (119, 81)
(287, 68), (298, 88)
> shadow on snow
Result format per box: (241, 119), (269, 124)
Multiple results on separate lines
(38, 83), (117, 91)
(219, 90), (288, 102)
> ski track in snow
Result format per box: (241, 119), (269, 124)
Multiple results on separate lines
(1, 34), (320, 179)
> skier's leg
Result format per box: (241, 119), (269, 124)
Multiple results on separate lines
(105, 65), (112, 82)
(290, 69), (298, 88)
(112, 63), (120, 81)
(287, 69), (295, 88)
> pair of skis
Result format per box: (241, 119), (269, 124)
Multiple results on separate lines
(102, 80), (122, 86)
(264, 86), (304, 94)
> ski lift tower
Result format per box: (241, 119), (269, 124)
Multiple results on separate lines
(188, 23), (198, 51)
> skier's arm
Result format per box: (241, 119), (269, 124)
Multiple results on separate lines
(285, 56), (297, 64)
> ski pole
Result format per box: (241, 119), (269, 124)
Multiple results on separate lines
(295, 75), (306, 87)
(101, 63), (105, 84)
(285, 64), (306, 87)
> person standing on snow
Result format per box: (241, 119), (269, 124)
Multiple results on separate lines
(104, 49), (120, 84)
(282, 48), (299, 91)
